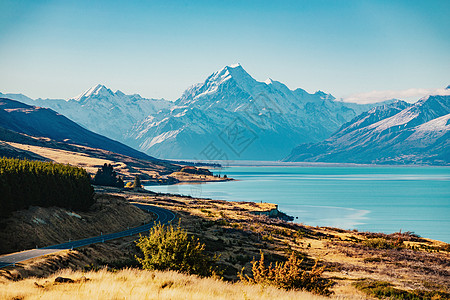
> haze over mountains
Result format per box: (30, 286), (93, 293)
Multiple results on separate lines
(285, 94), (450, 165)
(1, 64), (392, 160)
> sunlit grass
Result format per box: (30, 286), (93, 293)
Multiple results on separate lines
(0, 268), (327, 300)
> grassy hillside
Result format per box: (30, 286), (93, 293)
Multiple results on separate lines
(1, 189), (448, 298)
(0, 127), (180, 182)
(0, 97), (157, 161)
(0, 194), (154, 254)
(126, 191), (450, 297)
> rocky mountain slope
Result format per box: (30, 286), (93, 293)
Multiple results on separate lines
(284, 95), (450, 165)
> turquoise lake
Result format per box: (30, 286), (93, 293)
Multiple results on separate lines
(145, 166), (450, 243)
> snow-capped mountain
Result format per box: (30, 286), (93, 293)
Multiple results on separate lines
(0, 85), (173, 142)
(125, 64), (388, 160)
(284, 95), (450, 165)
(1, 65), (402, 160)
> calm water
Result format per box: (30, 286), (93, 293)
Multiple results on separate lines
(145, 166), (450, 243)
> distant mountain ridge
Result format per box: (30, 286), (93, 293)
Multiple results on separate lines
(0, 85), (172, 143)
(0, 97), (158, 161)
(0, 65), (407, 160)
(284, 95), (450, 165)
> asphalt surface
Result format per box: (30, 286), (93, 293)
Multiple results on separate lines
(0, 203), (176, 269)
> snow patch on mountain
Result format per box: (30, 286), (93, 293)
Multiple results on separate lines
(414, 114), (450, 132)
(369, 108), (419, 131)
(71, 84), (111, 102)
(143, 129), (182, 150)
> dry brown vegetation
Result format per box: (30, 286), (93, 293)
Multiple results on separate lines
(1, 189), (449, 298)
(0, 268), (326, 300)
(4, 141), (177, 182)
(123, 191), (450, 298)
(1, 137), (232, 185)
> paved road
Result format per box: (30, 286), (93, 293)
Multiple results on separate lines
(0, 203), (175, 269)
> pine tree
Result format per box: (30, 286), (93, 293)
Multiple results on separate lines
(0, 157), (94, 217)
(132, 175), (142, 188)
(92, 163), (124, 188)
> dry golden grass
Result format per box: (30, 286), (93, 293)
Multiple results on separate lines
(5, 141), (231, 185)
(2, 190), (448, 298)
(3, 141), (177, 182)
(122, 192), (450, 297)
(6, 142), (115, 175)
(0, 268), (327, 300)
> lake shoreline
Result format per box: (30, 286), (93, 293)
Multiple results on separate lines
(146, 165), (450, 243)
(174, 159), (450, 168)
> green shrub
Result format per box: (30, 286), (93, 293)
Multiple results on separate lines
(239, 251), (333, 295)
(135, 222), (217, 276)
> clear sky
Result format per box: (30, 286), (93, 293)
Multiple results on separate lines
(1, 0), (449, 102)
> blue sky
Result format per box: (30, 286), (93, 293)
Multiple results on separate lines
(1, 0), (449, 102)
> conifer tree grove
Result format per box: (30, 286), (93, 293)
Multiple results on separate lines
(0, 157), (94, 218)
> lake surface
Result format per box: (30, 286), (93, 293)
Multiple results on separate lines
(145, 166), (450, 243)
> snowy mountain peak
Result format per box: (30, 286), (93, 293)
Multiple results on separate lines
(224, 63), (252, 79)
(314, 90), (335, 101)
(71, 84), (113, 102)
(367, 99), (409, 114)
(209, 64), (255, 85)
(176, 64), (259, 106)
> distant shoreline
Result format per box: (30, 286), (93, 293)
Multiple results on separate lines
(171, 159), (450, 168)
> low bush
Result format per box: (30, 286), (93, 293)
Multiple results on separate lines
(136, 222), (217, 277)
(239, 251), (333, 295)
(363, 257), (382, 263)
(354, 280), (450, 299)
(363, 237), (404, 249)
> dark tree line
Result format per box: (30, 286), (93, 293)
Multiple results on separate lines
(0, 157), (94, 218)
(92, 163), (124, 188)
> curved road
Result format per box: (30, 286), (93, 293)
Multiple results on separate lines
(0, 203), (176, 269)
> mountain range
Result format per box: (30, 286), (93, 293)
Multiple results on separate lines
(1, 64), (391, 160)
(284, 95), (450, 165)
(0, 97), (157, 161)
(1, 85), (170, 144)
